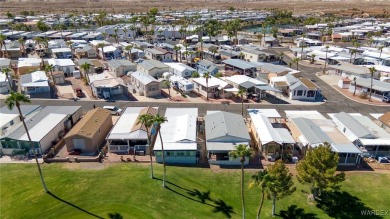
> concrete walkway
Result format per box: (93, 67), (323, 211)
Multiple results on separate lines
(0, 155), (44, 164)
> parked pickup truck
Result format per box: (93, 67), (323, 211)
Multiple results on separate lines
(74, 88), (83, 98)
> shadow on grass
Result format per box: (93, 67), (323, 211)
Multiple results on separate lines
(278, 205), (318, 219)
(157, 179), (235, 218)
(316, 191), (383, 219)
(47, 191), (104, 219)
(108, 212), (123, 219)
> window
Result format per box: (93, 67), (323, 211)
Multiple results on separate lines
(297, 90), (303, 96)
(155, 151), (162, 156)
(304, 90), (306, 96)
(166, 151), (173, 156)
(176, 151), (185, 156)
(307, 90), (315, 97)
(293, 90), (296, 96)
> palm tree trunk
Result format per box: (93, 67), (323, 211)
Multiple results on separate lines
(256, 192), (265, 219)
(6, 73), (12, 91)
(369, 74), (373, 101)
(16, 104), (48, 192)
(241, 161), (245, 219)
(271, 195), (276, 216)
(241, 96), (244, 116)
(206, 81), (209, 101)
(159, 129), (166, 187)
(146, 127), (154, 179)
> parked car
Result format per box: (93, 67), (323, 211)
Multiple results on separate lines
(103, 106), (123, 115)
(382, 96), (390, 103)
(74, 88), (83, 98)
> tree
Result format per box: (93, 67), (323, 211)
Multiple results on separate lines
(368, 37), (374, 47)
(44, 64), (56, 88)
(353, 77), (357, 96)
(310, 54), (316, 64)
(18, 37), (26, 57)
(300, 33), (306, 60)
(249, 170), (271, 219)
(137, 114), (155, 179)
(257, 33), (263, 46)
(36, 20), (50, 32)
(296, 143), (345, 199)
(164, 81), (171, 99)
(238, 87), (246, 116)
(65, 41), (74, 59)
(123, 27), (129, 42)
(368, 67), (376, 101)
(323, 45), (330, 74)
(125, 45), (134, 62)
(191, 72), (200, 78)
(203, 72), (211, 101)
(349, 49), (356, 64)
(173, 46), (181, 62)
(229, 144), (252, 219)
(153, 114), (168, 187)
(5, 92), (48, 192)
(292, 57), (300, 70)
(267, 160), (296, 216)
(1, 68), (13, 91)
(378, 45), (384, 60)
(0, 34), (8, 58)
(278, 52), (284, 64)
(80, 62), (91, 84)
(214, 72), (223, 78)
(97, 43), (106, 61)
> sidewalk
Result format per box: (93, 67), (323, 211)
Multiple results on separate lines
(317, 74), (389, 106)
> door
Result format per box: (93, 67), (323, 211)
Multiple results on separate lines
(73, 138), (86, 150)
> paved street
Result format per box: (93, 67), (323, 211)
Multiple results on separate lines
(2, 46), (387, 119)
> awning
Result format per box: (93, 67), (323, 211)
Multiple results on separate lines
(255, 85), (282, 93)
(224, 88), (239, 92)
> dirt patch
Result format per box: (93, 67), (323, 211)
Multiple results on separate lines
(62, 162), (109, 170)
(1, 0), (390, 15)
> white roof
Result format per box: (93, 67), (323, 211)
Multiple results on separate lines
(0, 73), (6, 83)
(225, 75), (267, 86)
(165, 62), (196, 72)
(106, 107), (157, 140)
(247, 109), (281, 118)
(130, 71), (157, 85)
(370, 113), (383, 120)
(51, 47), (71, 53)
(47, 58), (75, 67)
(192, 76), (227, 88)
(18, 58), (41, 68)
(89, 40), (110, 46)
(154, 108), (198, 151)
(249, 113), (295, 145)
(99, 46), (118, 53)
(88, 72), (114, 83)
(19, 113), (67, 142)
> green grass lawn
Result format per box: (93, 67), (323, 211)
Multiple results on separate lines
(1, 163), (389, 219)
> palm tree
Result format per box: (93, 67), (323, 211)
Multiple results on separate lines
(5, 92), (48, 192)
(353, 77), (357, 96)
(123, 27), (129, 42)
(368, 37), (374, 47)
(292, 57), (300, 70)
(173, 46), (180, 62)
(137, 114), (155, 179)
(238, 87), (246, 116)
(44, 64), (56, 87)
(349, 49), (356, 64)
(310, 54), (316, 64)
(125, 45), (134, 62)
(112, 34), (119, 44)
(368, 67), (376, 101)
(0, 34), (8, 58)
(229, 144), (252, 219)
(257, 33), (263, 46)
(1, 67), (13, 91)
(323, 45), (330, 74)
(249, 170), (272, 219)
(278, 52), (284, 64)
(65, 41), (74, 59)
(203, 72), (211, 101)
(300, 33), (306, 60)
(97, 43), (106, 61)
(18, 37), (26, 57)
(80, 62), (91, 84)
(164, 81), (171, 99)
(153, 114), (168, 187)
(378, 45), (384, 60)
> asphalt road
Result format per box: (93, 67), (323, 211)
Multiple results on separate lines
(1, 46), (387, 118)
